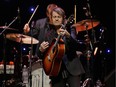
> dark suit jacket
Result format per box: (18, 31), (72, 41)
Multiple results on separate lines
(31, 17), (85, 76)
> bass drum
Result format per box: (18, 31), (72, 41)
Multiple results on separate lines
(29, 59), (51, 87)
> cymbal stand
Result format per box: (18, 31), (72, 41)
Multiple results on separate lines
(0, 16), (18, 87)
(86, 0), (97, 44)
(28, 21), (35, 87)
(0, 16), (18, 36)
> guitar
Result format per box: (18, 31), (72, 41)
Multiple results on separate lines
(43, 15), (74, 76)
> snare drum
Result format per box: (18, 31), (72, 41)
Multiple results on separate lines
(28, 59), (51, 87)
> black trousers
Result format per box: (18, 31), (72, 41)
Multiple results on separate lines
(50, 66), (81, 87)
(51, 74), (81, 87)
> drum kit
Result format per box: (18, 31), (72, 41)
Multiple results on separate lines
(0, 25), (39, 87)
(0, 3), (105, 87)
(74, 2), (105, 86)
(0, 18), (102, 87)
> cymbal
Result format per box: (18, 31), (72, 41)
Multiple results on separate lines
(6, 33), (39, 44)
(0, 26), (18, 31)
(72, 19), (100, 32)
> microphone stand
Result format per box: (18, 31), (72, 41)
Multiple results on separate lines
(0, 16), (18, 87)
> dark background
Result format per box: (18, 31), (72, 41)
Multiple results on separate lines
(0, 0), (115, 86)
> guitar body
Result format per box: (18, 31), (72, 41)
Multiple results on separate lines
(43, 38), (65, 76)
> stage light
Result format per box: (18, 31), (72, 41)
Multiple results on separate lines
(105, 48), (111, 54)
(107, 49), (110, 53)
(23, 47), (26, 51)
(22, 47), (28, 55)
(29, 6), (35, 13)
(21, 45), (30, 55)
(31, 8), (34, 12)
(99, 28), (102, 32)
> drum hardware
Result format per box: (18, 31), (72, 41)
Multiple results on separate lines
(82, 26), (106, 87)
(26, 5), (39, 87)
(6, 33), (39, 44)
(72, 19), (100, 33)
(6, 32), (39, 86)
(0, 26), (18, 32)
(28, 21), (37, 87)
(82, 2), (106, 86)
(81, 78), (91, 87)
(80, 1), (98, 87)
(0, 17), (18, 36)
(0, 16), (19, 87)
(6, 33), (39, 65)
(81, 30), (94, 87)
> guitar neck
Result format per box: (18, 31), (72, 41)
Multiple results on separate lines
(54, 34), (62, 47)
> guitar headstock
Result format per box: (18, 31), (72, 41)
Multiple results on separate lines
(65, 14), (74, 28)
